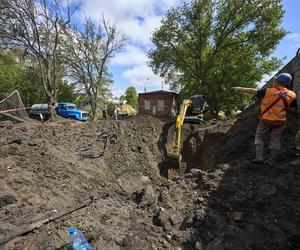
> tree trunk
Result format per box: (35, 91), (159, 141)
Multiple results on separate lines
(49, 92), (57, 121)
(89, 100), (96, 120)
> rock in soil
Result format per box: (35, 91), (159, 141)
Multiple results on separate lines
(0, 111), (299, 249)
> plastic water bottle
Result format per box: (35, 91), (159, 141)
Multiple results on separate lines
(68, 227), (92, 250)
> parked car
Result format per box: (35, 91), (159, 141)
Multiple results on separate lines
(55, 102), (89, 121)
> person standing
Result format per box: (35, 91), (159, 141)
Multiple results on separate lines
(113, 108), (118, 120)
(102, 107), (107, 120)
(233, 73), (296, 164)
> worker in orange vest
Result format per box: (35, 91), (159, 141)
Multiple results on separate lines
(233, 73), (296, 164)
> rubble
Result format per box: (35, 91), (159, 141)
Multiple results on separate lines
(0, 111), (299, 249)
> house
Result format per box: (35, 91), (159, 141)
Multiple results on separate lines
(138, 90), (178, 117)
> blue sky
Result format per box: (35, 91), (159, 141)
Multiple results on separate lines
(273, 0), (300, 61)
(77, 0), (300, 97)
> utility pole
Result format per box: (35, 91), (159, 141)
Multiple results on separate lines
(145, 78), (149, 93)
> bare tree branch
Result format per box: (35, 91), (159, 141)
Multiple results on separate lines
(63, 17), (126, 119)
(0, 0), (74, 118)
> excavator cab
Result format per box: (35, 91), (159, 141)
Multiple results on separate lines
(185, 95), (208, 123)
(163, 95), (207, 177)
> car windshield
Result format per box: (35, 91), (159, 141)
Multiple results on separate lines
(67, 105), (76, 110)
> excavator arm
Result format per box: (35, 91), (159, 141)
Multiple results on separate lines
(163, 95), (207, 178)
(169, 99), (192, 160)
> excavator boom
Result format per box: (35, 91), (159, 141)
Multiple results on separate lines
(173, 99), (192, 153)
(164, 95), (206, 178)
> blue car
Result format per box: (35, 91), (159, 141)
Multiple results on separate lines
(55, 102), (89, 121)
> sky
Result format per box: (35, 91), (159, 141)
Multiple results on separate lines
(76, 0), (300, 97)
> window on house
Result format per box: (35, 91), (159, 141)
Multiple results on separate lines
(144, 100), (150, 110)
(157, 100), (164, 112)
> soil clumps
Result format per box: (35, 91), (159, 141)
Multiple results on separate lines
(0, 110), (299, 249)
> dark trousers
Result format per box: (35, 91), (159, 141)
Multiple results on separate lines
(254, 120), (285, 150)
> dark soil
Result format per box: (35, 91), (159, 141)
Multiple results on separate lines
(0, 108), (300, 250)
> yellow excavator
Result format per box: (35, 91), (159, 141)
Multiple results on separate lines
(163, 95), (207, 176)
(168, 99), (193, 162)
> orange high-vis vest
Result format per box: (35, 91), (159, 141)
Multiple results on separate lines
(260, 87), (296, 121)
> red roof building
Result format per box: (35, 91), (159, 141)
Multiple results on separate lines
(138, 90), (178, 117)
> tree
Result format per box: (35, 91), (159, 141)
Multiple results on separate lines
(119, 95), (126, 103)
(149, 0), (285, 115)
(57, 80), (77, 103)
(63, 17), (126, 119)
(125, 87), (138, 108)
(0, 0), (72, 118)
(0, 48), (47, 106)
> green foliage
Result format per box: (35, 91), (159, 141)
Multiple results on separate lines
(0, 2), (125, 114)
(0, 49), (77, 108)
(0, 49), (46, 106)
(57, 80), (78, 103)
(120, 95), (126, 102)
(149, 0), (285, 115)
(125, 87), (138, 108)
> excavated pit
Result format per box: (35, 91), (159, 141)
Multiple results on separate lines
(158, 121), (227, 178)
(0, 111), (300, 249)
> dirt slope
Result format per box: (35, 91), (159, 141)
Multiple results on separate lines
(0, 110), (300, 250)
(185, 105), (300, 249)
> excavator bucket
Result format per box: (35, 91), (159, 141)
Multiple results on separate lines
(164, 155), (181, 178)
(163, 122), (197, 177)
(164, 151), (182, 176)
(166, 152), (182, 162)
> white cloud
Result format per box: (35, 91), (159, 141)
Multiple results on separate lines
(118, 16), (162, 45)
(78, 0), (180, 95)
(292, 43), (300, 49)
(111, 45), (148, 66)
(123, 64), (166, 89)
(287, 33), (300, 41)
(79, 0), (181, 46)
(287, 33), (300, 49)
(111, 84), (126, 97)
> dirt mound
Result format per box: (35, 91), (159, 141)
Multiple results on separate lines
(0, 115), (166, 249)
(0, 111), (300, 249)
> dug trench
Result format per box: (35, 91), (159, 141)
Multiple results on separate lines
(0, 108), (299, 249)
